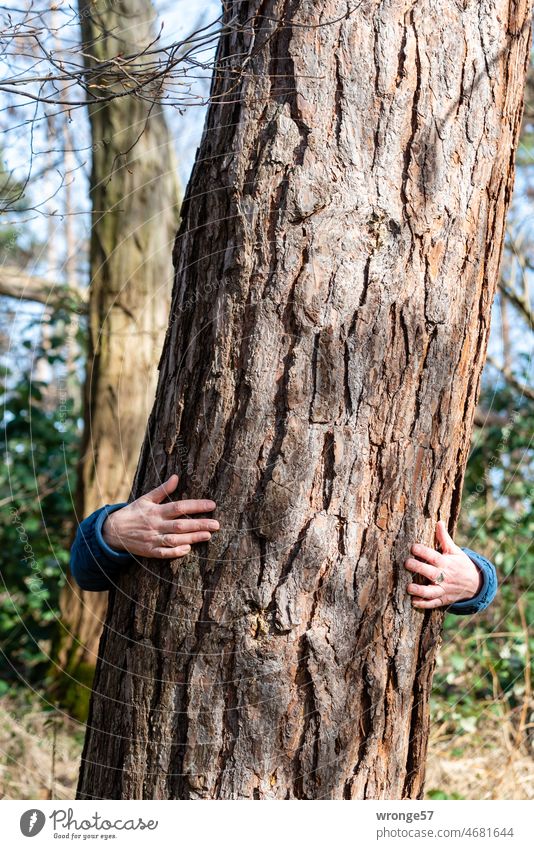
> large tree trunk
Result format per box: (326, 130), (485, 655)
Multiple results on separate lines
(55, 0), (180, 703)
(78, 0), (531, 799)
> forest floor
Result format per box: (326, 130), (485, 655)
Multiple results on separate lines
(0, 694), (532, 800)
(425, 707), (533, 800)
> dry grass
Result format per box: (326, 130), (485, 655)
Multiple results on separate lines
(1, 695), (532, 800)
(0, 697), (82, 800)
(426, 703), (534, 800)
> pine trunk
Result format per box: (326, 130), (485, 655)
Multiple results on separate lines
(56, 0), (180, 702)
(78, 0), (531, 798)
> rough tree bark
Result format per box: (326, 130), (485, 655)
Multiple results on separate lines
(78, 0), (531, 799)
(56, 0), (180, 700)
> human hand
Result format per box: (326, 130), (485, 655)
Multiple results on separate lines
(403, 520), (483, 610)
(102, 473), (219, 559)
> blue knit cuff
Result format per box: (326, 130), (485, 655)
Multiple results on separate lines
(94, 502), (133, 562)
(446, 547), (498, 616)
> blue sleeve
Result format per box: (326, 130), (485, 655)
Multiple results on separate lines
(445, 547), (498, 615)
(70, 502), (135, 591)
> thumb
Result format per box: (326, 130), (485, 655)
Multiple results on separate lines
(142, 474), (179, 504)
(435, 519), (461, 555)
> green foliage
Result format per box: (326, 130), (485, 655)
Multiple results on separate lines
(52, 661), (95, 721)
(0, 309), (83, 689)
(515, 130), (534, 168)
(427, 788), (465, 800)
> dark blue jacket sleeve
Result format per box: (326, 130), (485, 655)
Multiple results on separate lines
(70, 502), (135, 591)
(446, 547), (498, 615)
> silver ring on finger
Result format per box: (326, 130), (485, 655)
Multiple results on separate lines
(432, 569), (446, 585)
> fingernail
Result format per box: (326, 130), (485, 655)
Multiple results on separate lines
(208, 521), (220, 530)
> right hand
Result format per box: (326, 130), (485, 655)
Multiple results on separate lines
(102, 474), (219, 558)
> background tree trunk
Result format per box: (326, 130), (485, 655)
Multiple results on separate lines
(78, 0), (531, 799)
(55, 0), (181, 706)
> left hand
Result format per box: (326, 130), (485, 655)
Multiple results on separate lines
(404, 520), (483, 610)
(102, 474), (219, 559)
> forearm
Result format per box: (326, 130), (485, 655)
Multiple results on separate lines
(70, 503), (134, 592)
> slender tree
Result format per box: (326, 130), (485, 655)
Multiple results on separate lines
(56, 0), (181, 694)
(78, 0), (531, 799)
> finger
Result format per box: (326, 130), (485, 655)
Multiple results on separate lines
(158, 518), (220, 534)
(407, 582), (445, 600)
(403, 557), (439, 583)
(435, 520), (459, 555)
(142, 474), (180, 504)
(410, 542), (442, 567)
(161, 531), (212, 546)
(412, 595), (448, 609)
(152, 544), (191, 559)
(159, 498), (217, 518)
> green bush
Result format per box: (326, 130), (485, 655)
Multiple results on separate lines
(0, 308), (83, 690)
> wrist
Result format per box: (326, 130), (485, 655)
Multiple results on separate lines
(102, 512), (127, 552)
(463, 556), (483, 599)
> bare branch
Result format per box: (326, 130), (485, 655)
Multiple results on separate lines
(486, 355), (534, 402)
(0, 266), (87, 311)
(473, 407), (512, 428)
(499, 280), (534, 331)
